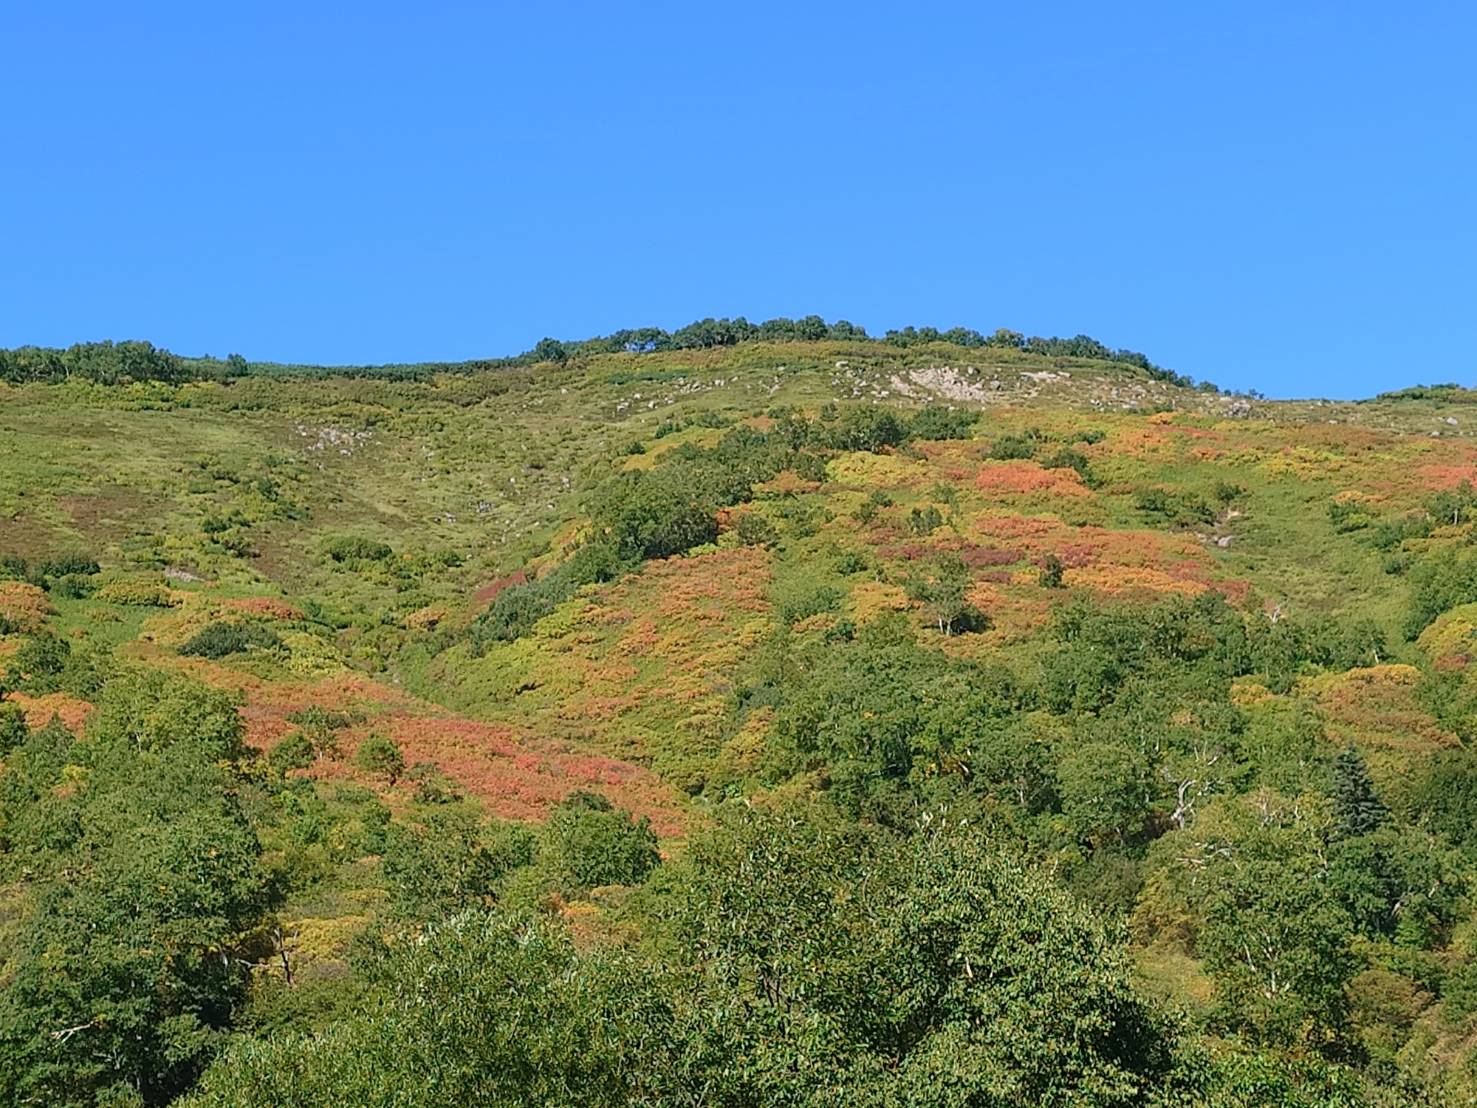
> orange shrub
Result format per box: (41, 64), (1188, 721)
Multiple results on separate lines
(0, 582), (53, 633)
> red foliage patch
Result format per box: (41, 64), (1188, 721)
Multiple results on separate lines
(473, 570), (528, 605)
(958, 544), (1024, 568)
(316, 717), (686, 837)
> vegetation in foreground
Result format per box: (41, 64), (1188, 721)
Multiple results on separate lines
(6, 325), (1477, 1103)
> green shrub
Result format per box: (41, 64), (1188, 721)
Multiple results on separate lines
(96, 579), (177, 607)
(909, 405), (977, 440)
(826, 407), (908, 453)
(36, 552), (101, 580)
(49, 574), (95, 600)
(179, 621), (282, 659)
(324, 536), (393, 563)
(989, 433), (1037, 460)
(734, 512), (778, 547)
(1039, 553), (1066, 588)
(1040, 447), (1090, 477)
(1134, 487), (1215, 527)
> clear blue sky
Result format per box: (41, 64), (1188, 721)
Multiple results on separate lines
(3, 2), (1472, 398)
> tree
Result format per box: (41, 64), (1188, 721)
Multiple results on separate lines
(1329, 747), (1387, 839)
(185, 911), (674, 1107)
(1057, 738), (1157, 845)
(268, 731), (315, 777)
(531, 337), (569, 364)
(904, 554), (988, 636)
(0, 716), (271, 1105)
(7, 631), (70, 692)
(1176, 792), (1358, 1047)
(90, 668), (245, 760)
(355, 733), (405, 785)
(664, 805), (1191, 1105)
(1039, 552), (1066, 588)
(539, 791), (659, 891)
(0, 701), (27, 755)
(382, 807), (533, 919)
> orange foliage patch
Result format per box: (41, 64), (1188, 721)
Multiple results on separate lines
(5, 691), (93, 733)
(756, 470), (822, 496)
(1065, 565), (1209, 599)
(405, 604), (448, 630)
(976, 461), (1091, 498)
(1415, 464), (1477, 492)
(220, 596), (305, 621)
(0, 582), (54, 633)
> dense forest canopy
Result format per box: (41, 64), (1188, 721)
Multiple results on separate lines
(3, 334), (1477, 1103)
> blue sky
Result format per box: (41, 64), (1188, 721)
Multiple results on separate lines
(2, 2), (1472, 398)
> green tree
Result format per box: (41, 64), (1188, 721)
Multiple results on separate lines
(91, 667), (245, 760)
(904, 554), (987, 636)
(665, 805), (1190, 1105)
(538, 791), (659, 892)
(267, 731), (314, 777)
(0, 692), (271, 1105)
(1039, 552), (1066, 588)
(1181, 793), (1357, 1046)
(186, 911), (674, 1107)
(382, 807), (533, 919)
(355, 733), (405, 785)
(1329, 747), (1387, 839)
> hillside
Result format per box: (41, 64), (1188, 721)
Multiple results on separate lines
(6, 331), (1477, 1104)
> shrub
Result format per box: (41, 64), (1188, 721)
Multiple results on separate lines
(0, 702), (27, 755)
(36, 552), (101, 580)
(179, 621), (282, 659)
(408, 761), (464, 804)
(382, 809), (534, 919)
(826, 408), (909, 453)
(324, 536), (393, 563)
(1329, 499), (1374, 533)
(471, 542), (631, 648)
(95, 579), (178, 607)
(1039, 553), (1066, 588)
(1134, 487), (1215, 527)
(1040, 447), (1090, 477)
(0, 554), (29, 581)
(989, 433), (1037, 461)
(53, 573), (98, 600)
(593, 472), (719, 561)
(734, 512), (779, 547)
(8, 632), (70, 690)
(908, 505), (944, 536)
(910, 405), (977, 441)
(853, 489), (893, 524)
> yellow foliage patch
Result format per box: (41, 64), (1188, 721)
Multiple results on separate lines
(1301, 664), (1458, 782)
(849, 580), (910, 622)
